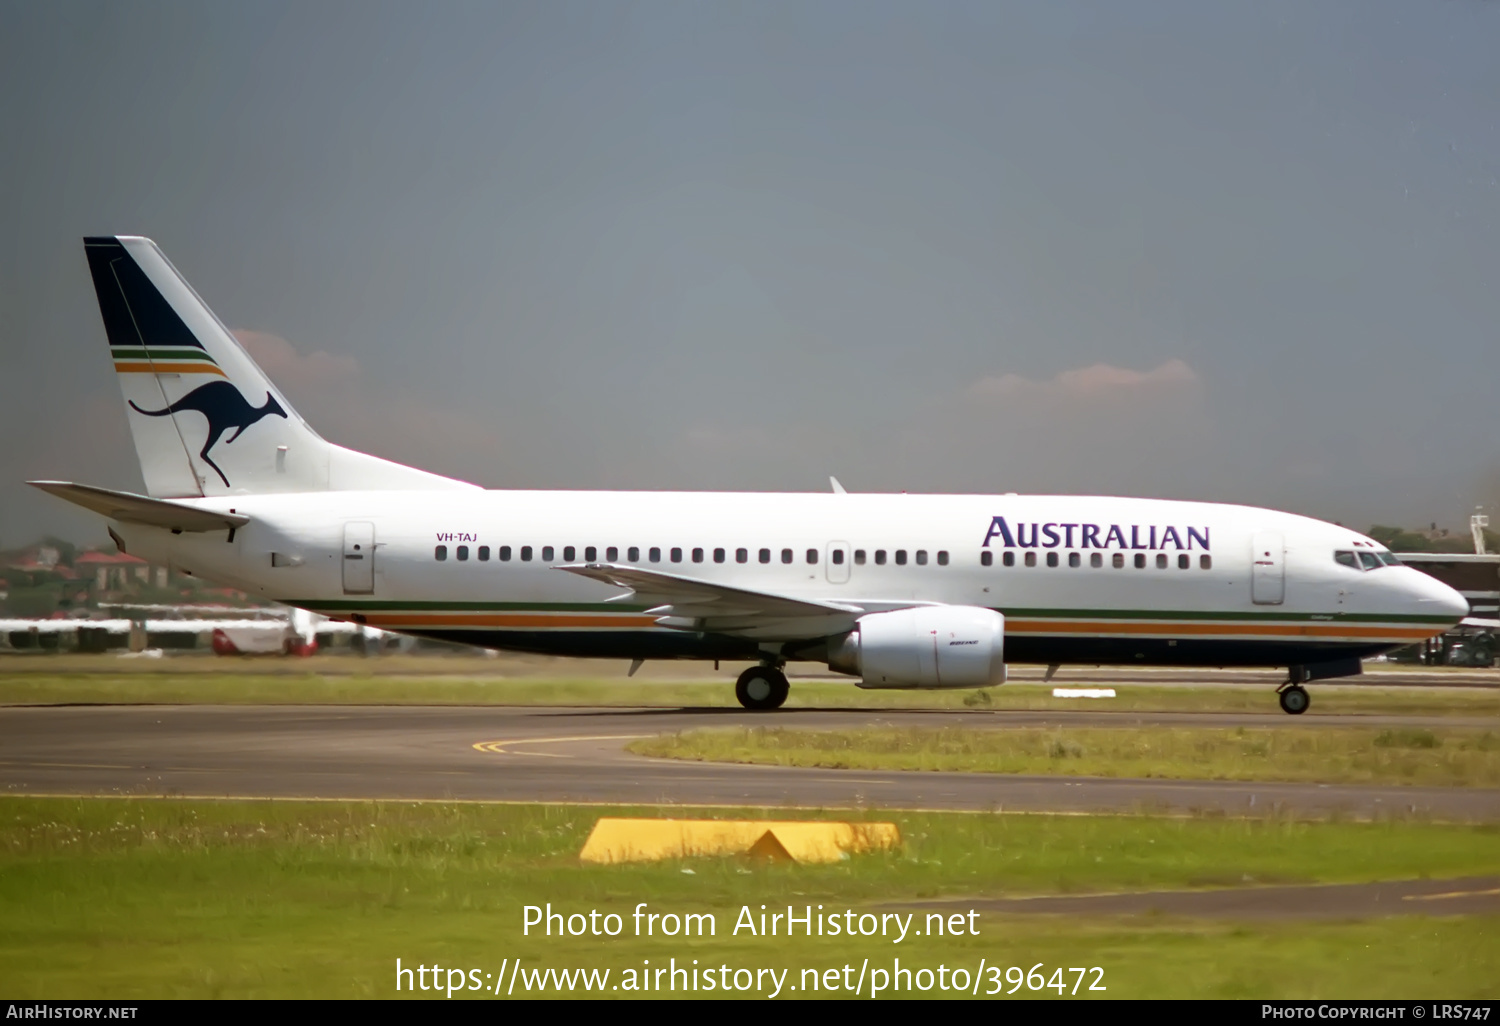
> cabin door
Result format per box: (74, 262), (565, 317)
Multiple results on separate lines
(342, 522), (375, 594)
(1251, 531), (1284, 605)
(825, 541), (851, 584)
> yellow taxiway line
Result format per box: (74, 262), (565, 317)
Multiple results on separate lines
(472, 734), (651, 756)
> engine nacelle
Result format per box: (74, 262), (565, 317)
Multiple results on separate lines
(827, 606), (1006, 689)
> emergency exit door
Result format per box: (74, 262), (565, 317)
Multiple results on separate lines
(1251, 531), (1284, 605)
(826, 541), (851, 584)
(343, 522), (375, 594)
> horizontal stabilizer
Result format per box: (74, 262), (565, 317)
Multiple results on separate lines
(28, 480), (248, 532)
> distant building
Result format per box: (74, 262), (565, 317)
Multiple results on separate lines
(73, 551), (152, 590)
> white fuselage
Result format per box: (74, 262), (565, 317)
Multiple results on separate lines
(111, 489), (1467, 671)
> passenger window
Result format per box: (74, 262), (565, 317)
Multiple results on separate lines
(781, 548), (793, 564)
(1046, 552), (1058, 567)
(435, 545), (448, 561)
(1091, 553), (1102, 568)
(649, 547), (662, 563)
(520, 546), (532, 562)
(875, 550), (887, 565)
(671, 547), (683, 563)
(714, 548), (726, 563)
(854, 550), (867, 565)
(1156, 553), (1167, 569)
(1334, 551), (1358, 569)
(1134, 553), (1146, 569)
(584, 546), (596, 562)
(1200, 554), (1212, 570)
(1024, 552), (1037, 567)
(895, 550), (907, 566)
(499, 545), (512, 561)
(1358, 551), (1382, 570)
(692, 548), (704, 563)
(981, 551), (993, 567)
(1178, 554), (1189, 569)
(627, 547), (639, 562)
(457, 545), (469, 561)
(915, 550), (928, 565)
(541, 546), (554, 562)
(736, 548), (748, 564)
(603, 546), (617, 561)
(758, 548), (771, 564)
(937, 551), (949, 566)
(1068, 552), (1080, 568)
(478, 545), (490, 562)
(832, 549), (845, 565)
(806, 548), (819, 564)
(563, 546), (575, 561)
(1112, 553), (1124, 568)
(1003, 551), (1015, 567)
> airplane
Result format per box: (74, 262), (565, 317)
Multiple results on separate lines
(29, 236), (1470, 714)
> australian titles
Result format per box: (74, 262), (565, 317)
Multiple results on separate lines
(983, 516), (1209, 551)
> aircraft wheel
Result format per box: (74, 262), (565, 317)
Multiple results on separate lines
(736, 666), (789, 710)
(1278, 685), (1310, 715)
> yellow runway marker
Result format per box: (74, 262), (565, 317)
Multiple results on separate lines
(579, 817), (901, 864)
(472, 734), (651, 756)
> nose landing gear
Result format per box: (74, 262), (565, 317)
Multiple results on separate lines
(1277, 682), (1310, 715)
(735, 663), (790, 710)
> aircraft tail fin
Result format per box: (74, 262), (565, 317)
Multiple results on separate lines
(82, 236), (477, 497)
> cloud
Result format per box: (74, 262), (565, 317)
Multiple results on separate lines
(967, 358), (1200, 403)
(886, 357), (1218, 497)
(233, 330), (361, 390)
(612, 357), (1221, 500)
(230, 330), (508, 486)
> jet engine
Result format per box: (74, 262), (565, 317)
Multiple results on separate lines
(826, 606), (1006, 689)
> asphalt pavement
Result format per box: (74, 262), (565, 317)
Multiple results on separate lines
(2, 704), (1497, 820)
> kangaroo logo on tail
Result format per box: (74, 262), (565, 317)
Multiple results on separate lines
(129, 381), (287, 487)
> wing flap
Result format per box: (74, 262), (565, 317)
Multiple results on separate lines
(557, 563), (861, 638)
(28, 480), (248, 532)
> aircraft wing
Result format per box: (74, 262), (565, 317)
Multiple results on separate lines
(556, 563), (862, 639)
(28, 480), (249, 532)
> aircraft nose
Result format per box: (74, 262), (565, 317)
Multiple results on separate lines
(1400, 568), (1470, 625)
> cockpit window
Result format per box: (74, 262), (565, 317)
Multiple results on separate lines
(1377, 550), (1401, 566)
(1357, 550), (1382, 570)
(1334, 551), (1358, 569)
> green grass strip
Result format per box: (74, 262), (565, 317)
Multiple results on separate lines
(632, 725), (1500, 788)
(0, 797), (1496, 998)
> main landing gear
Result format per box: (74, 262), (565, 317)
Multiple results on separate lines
(735, 663), (789, 711)
(1277, 682), (1310, 715)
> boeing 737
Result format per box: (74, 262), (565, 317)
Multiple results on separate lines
(30, 236), (1470, 713)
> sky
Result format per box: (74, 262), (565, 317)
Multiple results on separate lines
(2, 0), (1497, 548)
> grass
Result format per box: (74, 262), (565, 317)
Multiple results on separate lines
(631, 725), (1500, 788)
(3, 658), (1500, 717)
(0, 797), (1496, 999)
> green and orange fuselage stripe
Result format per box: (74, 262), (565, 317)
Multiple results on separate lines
(283, 599), (1450, 641)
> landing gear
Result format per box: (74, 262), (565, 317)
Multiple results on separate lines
(735, 665), (789, 710)
(1277, 684), (1310, 715)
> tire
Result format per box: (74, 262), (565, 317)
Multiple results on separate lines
(1279, 685), (1310, 715)
(735, 666), (789, 710)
